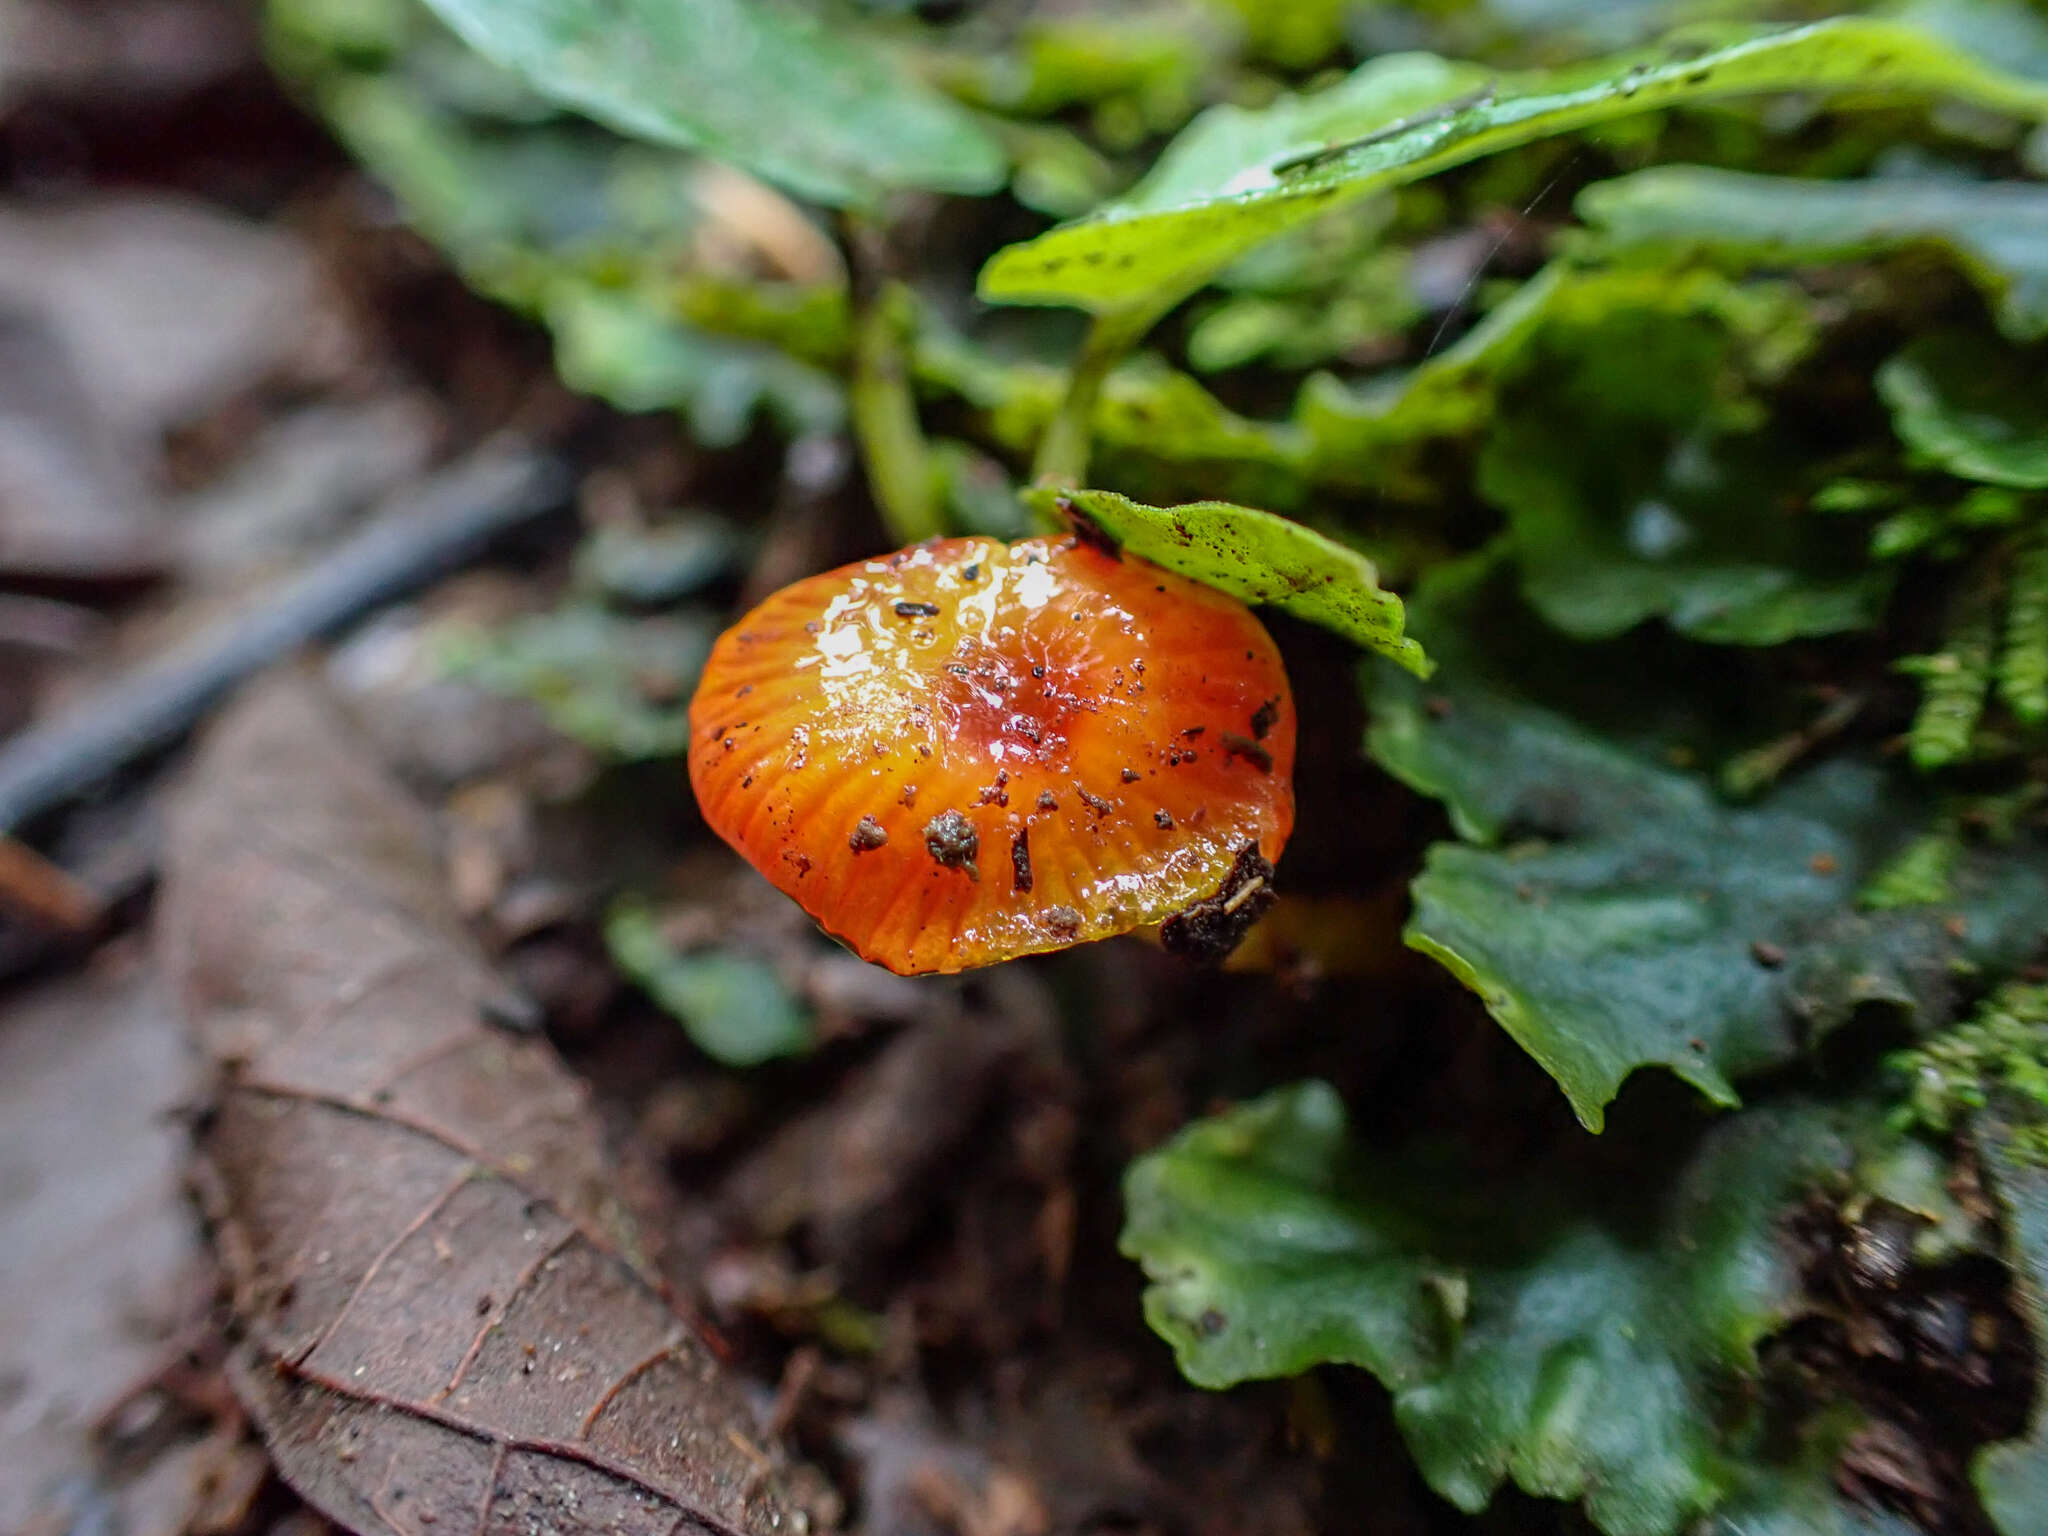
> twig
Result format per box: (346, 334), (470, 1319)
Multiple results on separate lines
(0, 833), (99, 930)
(0, 440), (570, 833)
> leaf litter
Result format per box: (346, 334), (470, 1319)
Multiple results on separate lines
(162, 677), (835, 1535)
(15, 0), (2048, 1532)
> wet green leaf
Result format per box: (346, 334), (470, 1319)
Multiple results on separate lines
(1878, 331), (2048, 489)
(1365, 557), (2048, 1127)
(1121, 1081), (1904, 1536)
(442, 602), (711, 759)
(980, 18), (2048, 321)
(415, 0), (1003, 207)
(1575, 165), (2048, 342)
(606, 900), (813, 1065)
(1029, 487), (1430, 674)
(1480, 304), (1888, 645)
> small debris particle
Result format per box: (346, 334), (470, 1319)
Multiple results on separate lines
(849, 816), (888, 852)
(962, 562), (980, 581)
(1811, 852), (1839, 876)
(1121, 767), (1142, 783)
(741, 775), (753, 789)
(1197, 1308), (1227, 1337)
(737, 684), (753, 698)
(1043, 905), (1082, 937)
(1037, 791), (1059, 811)
(1031, 665), (1046, 679)
(1220, 732), (1274, 773)
(1751, 939), (1785, 968)
(900, 783), (918, 807)
(1077, 788), (1116, 817)
(1250, 697), (1279, 741)
(1065, 500), (1120, 556)
(979, 771), (1011, 807)
(1181, 726), (1205, 738)
(1944, 914), (1968, 939)
(1154, 810), (1174, 830)
(1012, 830), (1033, 893)
(923, 811), (980, 880)
(1161, 843), (1277, 964)
(476, 1294), (494, 1316)
(805, 621), (822, 634)
(894, 600), (940, 618)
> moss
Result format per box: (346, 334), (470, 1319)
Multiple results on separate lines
(1891, 983), (2048, 1162)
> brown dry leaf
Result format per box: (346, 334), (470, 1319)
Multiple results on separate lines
(161, 673), (833, 1536)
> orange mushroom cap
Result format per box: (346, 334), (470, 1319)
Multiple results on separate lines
(688, 535), (1295, 975)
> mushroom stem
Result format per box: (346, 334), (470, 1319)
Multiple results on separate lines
(1030, 307), (1155, 490)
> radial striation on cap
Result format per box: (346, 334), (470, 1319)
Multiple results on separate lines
(688, 535), (1295, 974)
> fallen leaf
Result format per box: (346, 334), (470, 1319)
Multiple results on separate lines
(162, 675), (833, 1536)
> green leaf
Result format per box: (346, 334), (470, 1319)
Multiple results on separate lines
(930, 6), (1228, 132)
(277, 55), (849, 450)
(1891, 982), (2048, 1147)
(1300, 264), (1810, 499)
(413, 0), (1003, 208)
(1479, 303), (1889, 645)
(979, 18), (2048, 320)
(1121, 1081), (1902, 1536)
(2001, 535), (2048, 726)
(548, 282), (844, 447)
(1028, 487), (1431, 674)
(605, 899), (813, 1066)
(441, 602), (711, 759)
(1878, 331), (2048, 489)
(915, 328), (1311, 501)
(571, 516), (743, 606)
(1575, 165), (2048, 342)
(1897, 583), (2000, 771)
(1365, 556), (2048, 1127)
(1974, 1083), (2048, 1532)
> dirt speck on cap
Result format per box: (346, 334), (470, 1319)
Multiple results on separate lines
(923, 810), (980, 880)
(1161, 842), (1275, 964)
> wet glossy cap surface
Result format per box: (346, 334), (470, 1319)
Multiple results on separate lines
(688, 535), (1295, 974)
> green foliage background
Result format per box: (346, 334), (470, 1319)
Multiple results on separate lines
(270, 0), (2048, 1529)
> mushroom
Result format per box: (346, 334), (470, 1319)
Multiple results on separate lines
(688, 535), (1295, 975)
